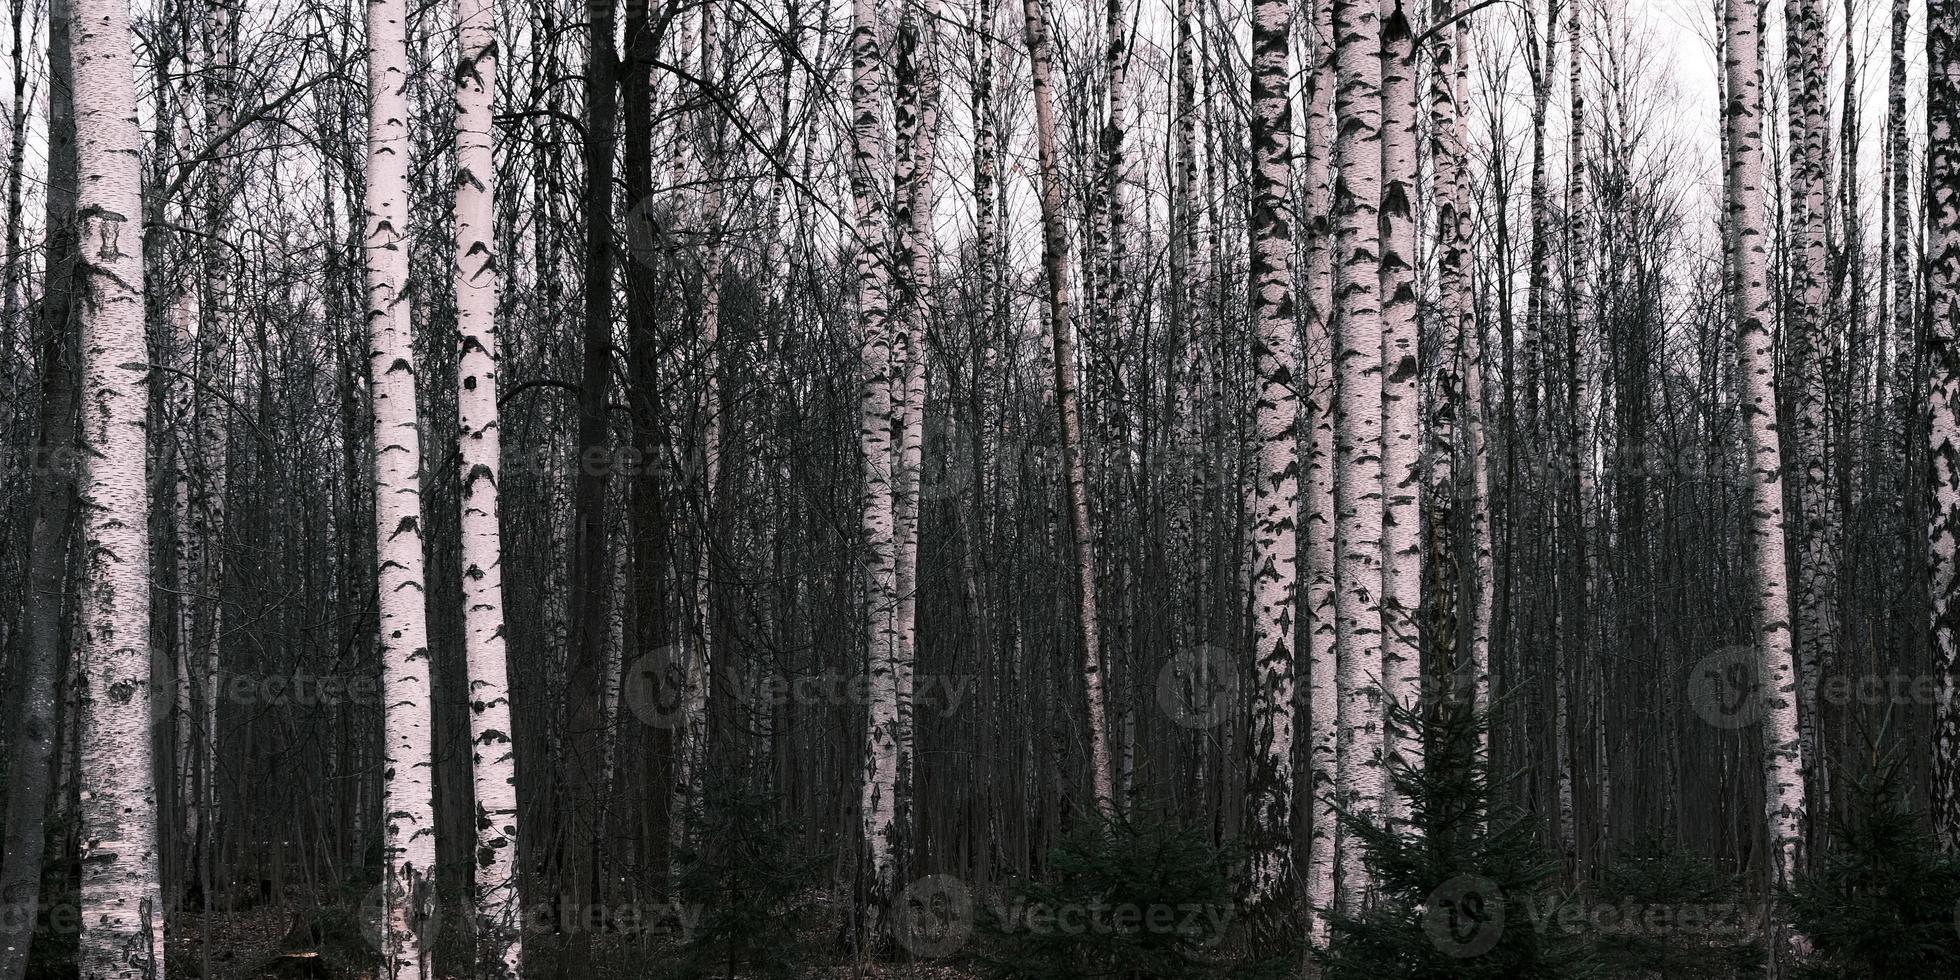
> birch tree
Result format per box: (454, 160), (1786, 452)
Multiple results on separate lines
(889, 0), (941, 867)
(1928, 0), (1960, 850)
(71, 0), (163, 965)
(850, 0), (904, 935)
(452, 0), (521, 968)
(1430, 0), (1485, 744)
(365, 0), (438, 966)
(1377, 0), (1422, 820)
(1786, 0), (1837, 842)
(1721, 0), (1806, 893)
(1331, 0), (1385, 908)
(1022, 0), (1115, 816)
(1301, 0), (1340, 942)
(1245, 0), (1299, 917)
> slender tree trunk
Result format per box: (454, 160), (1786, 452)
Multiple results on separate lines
(0, 4), (76, 973)
(0, 0), (31, 340)
(889, 0), (940, 878)
(850, 0), (904, 939)
(1377, 0), (1421, 821)
(562, 0), (616, 964)
(670, 0), (719, 871)
(1331, 0), (1385, 910)
(365, 0), (437, 969)
(618, 0), (672, 889)
(452, 0), (522, 970)
(72, 0), (163, 964)
(1302, 0), (1339, 944)
(1722, 0), (1806, 895)
(1021, 0), (1115, 816)
(1785, 0), (1836, 850)
(1429, 0), (1484, 740)
(1562, 0), (1596, 874)
(1927, 0), (1960, 850)
(1452, 7), (1493, 760)
(1245, 0), (1299, 922)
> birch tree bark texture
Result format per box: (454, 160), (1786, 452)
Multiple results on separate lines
(1926, 0), (1960, 850)
(1331, 0), (1385, 912)
(451, 0), (522, 971)
(1786, 0), (1838, 851)
(71, 0), (164, 968)
(1301, 0), (1340, 943)
(850, 0), (905, 940)
(1377, 0), (1422, 822)
(1245, 0), (1299, 924)
(366, 0), (438, 969)
(1721, 0), (1806, 893)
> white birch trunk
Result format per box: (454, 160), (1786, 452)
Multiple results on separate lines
(850, 0), (904, 932)
(452, 0), (521, 971)
(366, 0), (438, 968)
(1926, 0), (1960, 849)
(1331, 0), (1385, 909)
(1722, 0), (1806, 890)
(1449, 5), (1493, 756)
(1245, 0), (1299, 914)
(72, 0), (162, 964)
(1786, 0), (1837, 845)
(1302, 0), (1340, 942)
(1377, 0), (1422, 823)
(890, 0), (939, 849)
(1428, 0), (1488, 771)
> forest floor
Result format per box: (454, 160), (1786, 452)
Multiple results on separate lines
(163, 903), (988, 980)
